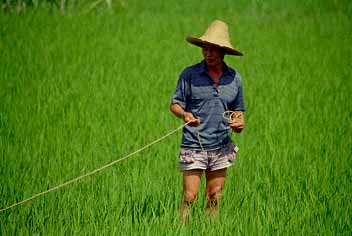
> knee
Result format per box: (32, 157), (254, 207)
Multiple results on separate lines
(206, 186), (222, 202)
(183, 190), (198, 205)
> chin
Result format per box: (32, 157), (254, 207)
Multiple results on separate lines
(206, 60), (221, 67)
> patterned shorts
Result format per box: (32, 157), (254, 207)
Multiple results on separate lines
(179, 142), (239, 171)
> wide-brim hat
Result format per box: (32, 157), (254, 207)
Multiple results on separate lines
(186, 20), (243, 56)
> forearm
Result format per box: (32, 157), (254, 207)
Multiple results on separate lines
(170, 103), (185, 119)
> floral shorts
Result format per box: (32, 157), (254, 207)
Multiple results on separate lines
(179, 142), (239, 171)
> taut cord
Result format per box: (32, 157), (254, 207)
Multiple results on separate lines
(0, 111), (238, 213)
(0, 121), (192, 213)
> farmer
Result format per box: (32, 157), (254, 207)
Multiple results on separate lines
(170, 20), (245, 222)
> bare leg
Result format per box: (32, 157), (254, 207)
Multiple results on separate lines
(205, 168), (227, 218)
(180, 169), (203, 223)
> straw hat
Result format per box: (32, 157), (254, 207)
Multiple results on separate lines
(186, 20), (243, 56)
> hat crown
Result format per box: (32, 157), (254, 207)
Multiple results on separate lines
(186, 19), (243, 56)
(200, 20), (232, 48)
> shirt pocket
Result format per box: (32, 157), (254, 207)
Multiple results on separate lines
(190, 86), (213, 100)
(189, 87), (213, 112)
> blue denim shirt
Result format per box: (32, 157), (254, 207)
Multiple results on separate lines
(171, 60), (245, 150)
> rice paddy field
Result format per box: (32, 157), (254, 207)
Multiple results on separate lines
(1, 0), (352, 235)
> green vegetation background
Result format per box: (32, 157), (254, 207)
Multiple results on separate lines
(1, 0), (351, 235)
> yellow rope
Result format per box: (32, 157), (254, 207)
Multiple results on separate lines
(0, 121), (191, 213)
(222, 110), (236, 123)
(1, 111), (239, 213)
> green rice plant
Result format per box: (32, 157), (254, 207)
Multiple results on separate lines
(0, 0), (351, 235)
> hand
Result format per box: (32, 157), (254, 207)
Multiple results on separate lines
(229, 111), (245, 133)
(183, 112), (200, 127)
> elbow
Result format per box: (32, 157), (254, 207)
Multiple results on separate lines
(169, 103), (174, 112)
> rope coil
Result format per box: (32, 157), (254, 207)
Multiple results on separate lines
(223, 110), (238, 123)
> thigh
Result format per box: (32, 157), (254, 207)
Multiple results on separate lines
(205, 168), (227, 194)
(183, 169), (203, 193)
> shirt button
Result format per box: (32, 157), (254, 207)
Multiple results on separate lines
(213, 87), (219, 97)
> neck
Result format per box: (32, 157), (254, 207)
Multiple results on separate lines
(206, 61), (223, 73)
(206, 61), (223, 86)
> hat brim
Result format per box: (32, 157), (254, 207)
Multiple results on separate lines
(186, 36), (243, 56)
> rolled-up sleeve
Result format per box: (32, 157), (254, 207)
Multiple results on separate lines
(230, 74), (246, 112)
(171, 71), (189, 109)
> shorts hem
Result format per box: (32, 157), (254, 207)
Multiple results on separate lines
(208, 162), (233, 171)
(179, 162), (234, 172)
(179, 166), (206, 172)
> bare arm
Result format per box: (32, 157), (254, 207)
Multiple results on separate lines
(170, 103), (200, 127)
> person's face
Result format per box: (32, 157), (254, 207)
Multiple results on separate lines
(202, 44), (224, 67)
